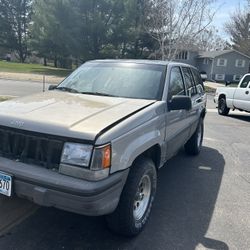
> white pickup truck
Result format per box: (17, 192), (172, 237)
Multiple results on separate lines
(214, 73), (250, 115)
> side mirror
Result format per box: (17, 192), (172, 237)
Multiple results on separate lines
(200, 72), (207, 82)
(48, 85), (57, 90)
(168, 96), (192, 111)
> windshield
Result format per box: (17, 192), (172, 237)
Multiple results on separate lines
(57, 62), (165, 100)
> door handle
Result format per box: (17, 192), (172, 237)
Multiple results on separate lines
(245, 91), (249, 95)
(195, 98), (202, 103)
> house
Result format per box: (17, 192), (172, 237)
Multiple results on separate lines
(174, 49), (250, 82)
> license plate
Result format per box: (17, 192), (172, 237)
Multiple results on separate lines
(0, 172), (12, 197)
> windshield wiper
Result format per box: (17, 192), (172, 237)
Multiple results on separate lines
(80, 91), (117, 97)
(56, 86), (80, 93)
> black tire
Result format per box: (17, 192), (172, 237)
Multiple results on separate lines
(106, 157), (157, 236)
(185, 119), (204, 155)
(218, 97), (230, 116)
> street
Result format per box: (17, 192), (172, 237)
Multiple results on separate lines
(0, 78), (57, 97)
(0, 82), (249, 250)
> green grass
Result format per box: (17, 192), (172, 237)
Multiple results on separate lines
(0, 96), (12, 102)
(205, 86), (216, 93)
(0, 60), (72, 77)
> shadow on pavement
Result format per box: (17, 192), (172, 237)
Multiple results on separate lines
(0, 146), (228, 250)
(227, 113), (250, 122)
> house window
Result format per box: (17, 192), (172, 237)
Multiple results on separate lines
(217, 58), (227, 67)
(175, 51), (189, 60)
(235, 59), (245, 67)
(203, 58), (209, 64)
(215, 74), (225, 81)
(233, 75), (242, 81)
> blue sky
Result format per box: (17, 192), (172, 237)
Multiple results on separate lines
(211, 0), (246, 39)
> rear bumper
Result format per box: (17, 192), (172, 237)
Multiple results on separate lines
(0, 157), (129, 216)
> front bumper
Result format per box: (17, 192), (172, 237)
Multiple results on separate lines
(0, 157), (129, 216)
(214, 95), (218, 104)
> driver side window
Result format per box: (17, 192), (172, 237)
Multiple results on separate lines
(240, 75), (250, 88)
(168, 67), (185, 100)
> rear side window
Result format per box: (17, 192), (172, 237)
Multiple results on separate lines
(191, 68), (205, 94)
(168, 67), (185, 99)
(182, 67), (197, 96)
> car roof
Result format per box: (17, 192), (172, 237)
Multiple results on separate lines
(87, 59), (196, 68)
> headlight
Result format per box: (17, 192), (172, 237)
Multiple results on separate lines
(61, 143), (93, 167)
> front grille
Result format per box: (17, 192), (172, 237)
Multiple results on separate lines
(0, 127), (64, 169)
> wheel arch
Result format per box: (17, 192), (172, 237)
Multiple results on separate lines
(131, 144), (161, 170)
(200, 108), (206, 119)
(218, 93), (226, 100)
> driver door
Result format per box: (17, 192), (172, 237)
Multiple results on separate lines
(165, 66), (190, 160)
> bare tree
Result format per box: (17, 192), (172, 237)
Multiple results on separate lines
(144, 0), (217, 60)
(225, 3), (250, 56)
(193, 27), (229, 51)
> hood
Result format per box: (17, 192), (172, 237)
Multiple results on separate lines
(0, 91), (155, 141)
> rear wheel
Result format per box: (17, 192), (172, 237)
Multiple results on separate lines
(185, 119), (204, 155)
(218, 97), (230, 116)
(106, 157), (157, 236)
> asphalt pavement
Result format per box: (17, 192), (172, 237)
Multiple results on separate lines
(0, 83), (249, 249)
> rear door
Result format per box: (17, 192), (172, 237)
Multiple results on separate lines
(181, 67), (202, 135)
(233, 75), (250, 112)
(165, 66), (190, 160)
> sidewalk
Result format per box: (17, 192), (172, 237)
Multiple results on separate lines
(204, 81), (224, 89)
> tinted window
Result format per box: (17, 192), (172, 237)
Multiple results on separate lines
(192, 68), (205, 94)
(168, 67), (185, 99)
(182, 67), (197, 96)
(240, 75), (250, 88)
(58, 62), (165, 100)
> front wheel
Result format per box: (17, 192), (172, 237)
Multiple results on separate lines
(218, 97), (230, 116)
(106, 157), (157, 236)
(185, 119), (204, 155)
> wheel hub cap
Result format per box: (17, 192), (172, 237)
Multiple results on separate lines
(133, 175), (151, 221)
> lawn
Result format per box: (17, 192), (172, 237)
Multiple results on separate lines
(205, 86), (216, 93)
(0, 96), (12, 102)
(0, 60), (72, 77)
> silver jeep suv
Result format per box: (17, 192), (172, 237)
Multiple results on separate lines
(0, 60), (206, 236)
